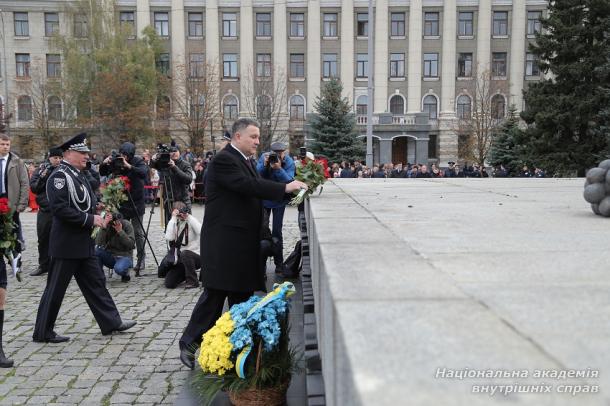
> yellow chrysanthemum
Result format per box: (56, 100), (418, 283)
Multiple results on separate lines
(198, 313), (235, 375)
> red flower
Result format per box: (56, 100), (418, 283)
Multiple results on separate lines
(0, 198), (9, 215)
(119, 176), (131, 191)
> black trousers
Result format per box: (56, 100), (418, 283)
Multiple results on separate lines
(165, 250), (201, 288)
(36, 211), (52, 272)
(33, 257), (122, 341)
(179, 288), (252, 349)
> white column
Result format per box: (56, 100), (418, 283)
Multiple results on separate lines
(307, 0), (321, 110)
(136, 0), (150, 38)
(374, 0), (388, 113)
(440, 0), (457, 114)
(340, 0), (354, 100)
(273, 0), (289, 136)
(240, 0), (254, 116)
(407, 0), (422, 113)
(205, 0), (220, 67)
(509, 0), (526, 111)
(476, 0), (492, 72)
(171, 0), (186, 113)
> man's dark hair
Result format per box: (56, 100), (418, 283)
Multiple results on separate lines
(231, 118), (259, 138)
(0, 133), (10, 141)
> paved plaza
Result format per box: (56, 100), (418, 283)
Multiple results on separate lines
(0, 205), (301, 405)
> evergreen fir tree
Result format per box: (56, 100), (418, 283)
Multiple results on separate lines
(489, 105), (527, 175)
(520, 0), (610, 176)
(308, 79), (364, 163)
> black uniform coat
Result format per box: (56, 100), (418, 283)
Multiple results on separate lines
(201, 145), (285, 292)
(46, 161), (97, 259)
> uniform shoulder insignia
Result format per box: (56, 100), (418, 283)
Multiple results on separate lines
(53, 175), (66, 190)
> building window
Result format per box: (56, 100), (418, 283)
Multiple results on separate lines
(18, 96), (32, 121)
(390, 53), (405, 78)
(290, 13), (305, 37)
(188, 13), (203, 37)
(157, 96), (171, 120)
(16, 53), (30, 78)
(290, 95), (305, 120)
(256, 13), (271, 37)
(45, 13), (59, 37)
(423, 53), (438, 77)
(223, 54), (238, 78)
(357, 13), (368, 37)
(190, 95), (205, 120)
(322, 53), (338, 78)
(456, 95), (471, 119)
(356, 95), (367, 115)
(154, 12), (169, 37)
(527, 11), (542, 35)
(257, 95), (271, 119)
(424, 12), (439, 36)
(290, 54), (305, 78)
(423, 95), (437, 119)
(389, 95), (404, 115)
(492, 52), (507, 77)
(14, 12), (29, 37)
(458, 53), (473, 77)
(48, 96), (62, 121)
(493, 11), (508, 36)
(256, 53), (271, 77)
(74, 14), (88, 38)
(189, 53), (204, 78)
(323, 13), (338, 37)
(390, 13), (405, 37)
(458, 12), (473, 36)
(223, 95), (238, 119)
(156, 53), (170, 75)
(525, 53), (540, 76)
(223, 13), (237, 37)
(46, 54), (61, 78)
(491, 94), (505, 119)
(120, 11), (135, 37)
(356, 53), (368, 78)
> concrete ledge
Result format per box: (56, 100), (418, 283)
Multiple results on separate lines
(306, 178), (609, 406)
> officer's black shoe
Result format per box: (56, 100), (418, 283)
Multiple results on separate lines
(121, 274), (131, 283)
(47, 335), (70, 343)
(0, 351), (13, 368)
(29, 267), (47, 276)
(179, 345), (196, 370)
(115, 320), (137, 333)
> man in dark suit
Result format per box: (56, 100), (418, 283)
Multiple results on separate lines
(179, 118), (307, 369)
(32, 133), (136, 343)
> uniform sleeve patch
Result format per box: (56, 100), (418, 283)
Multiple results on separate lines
(53, 177), (66, 190)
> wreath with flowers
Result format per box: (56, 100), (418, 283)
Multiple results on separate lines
(193, 282), (302, 405)
(0, 197), (21, 281)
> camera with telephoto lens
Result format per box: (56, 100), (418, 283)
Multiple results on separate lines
(155, 144), (171, 169)
(178, 206), (189, 215)
(267, 152), (279, 166)
(112, 212), (123, 221)
(109, 150), (125, 172)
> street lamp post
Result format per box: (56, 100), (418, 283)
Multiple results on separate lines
(0, 9), (11, 135)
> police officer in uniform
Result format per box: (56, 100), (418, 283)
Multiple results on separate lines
(33, 133), (136, 343)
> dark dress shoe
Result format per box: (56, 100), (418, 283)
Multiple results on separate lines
(0, 355), (13, 368)
(121, 274), (131, 283)
(184, 283), (199, 289)
(180, 347), (195, 370)
(47, 335), (70, 343)
(30, 267), (47, 276)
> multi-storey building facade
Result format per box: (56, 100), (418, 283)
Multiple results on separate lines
(0, 0), (546, 164)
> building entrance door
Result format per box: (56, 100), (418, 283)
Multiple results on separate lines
(392, 137), (408, 164)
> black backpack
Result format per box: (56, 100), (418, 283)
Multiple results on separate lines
(282, 240), (302, 277)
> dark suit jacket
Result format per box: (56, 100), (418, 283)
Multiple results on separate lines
(47, 161), (97, 259)
(201, 145), (286, 292)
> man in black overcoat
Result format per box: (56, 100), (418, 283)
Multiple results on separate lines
(32, 133), (136, 343)
(179, 118), (307, 369)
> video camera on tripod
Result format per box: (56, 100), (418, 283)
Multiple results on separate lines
(155, 144), (172, 169)
(108, 150), (127, 173)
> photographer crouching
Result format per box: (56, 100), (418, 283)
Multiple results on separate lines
(160, 202), (202, 289)
(256, 141), (295, 274)
(150, 141), (194, 227)
(95, 213), (136, 282)
(99, 142), (148, 274)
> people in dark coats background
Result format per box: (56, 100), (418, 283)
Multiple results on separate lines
(178, 118), (307, 369)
